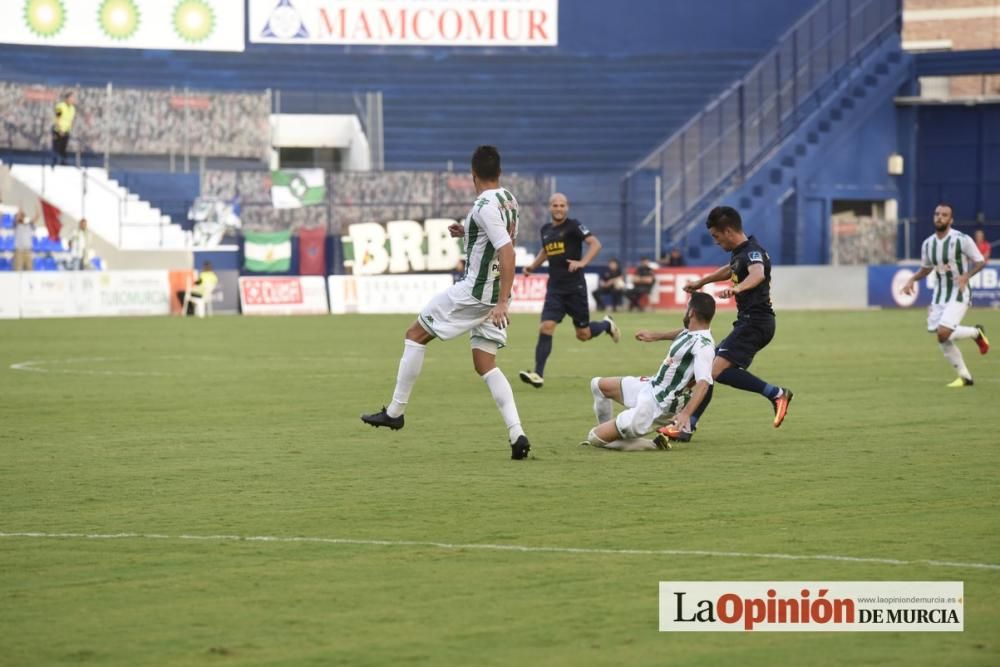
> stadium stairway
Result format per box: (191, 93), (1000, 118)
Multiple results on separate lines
(0, 46), (760, 173)
(7, 164), (187, 249)
(665, 36), (913, 266)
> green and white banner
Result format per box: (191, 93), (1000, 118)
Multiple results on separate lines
(270, 169), (326, 209)
(1, 0), (245, 51)
(244, 231), (292, 272)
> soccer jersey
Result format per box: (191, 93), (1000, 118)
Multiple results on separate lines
(461, 187), (518, 305)
(729, 235), (774, 318)
(648, 329), (715, 412)
(920, 229), (983, 304)
(539, 218), (591, 293)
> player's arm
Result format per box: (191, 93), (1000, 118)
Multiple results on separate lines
(683, 265), (731, 293)
(901, 267), (933, 295)
(719, 263), (764, 299)
(671, 346), (715, 431)
(902, 241), (936, 295)
(478, 206), (515, 327)
(568, 234), (601, 272)
(956, 236), (986, 291)
(634, 328), (682, 342)
(488, 243), (515, 328)
(522, 248), (547, 275)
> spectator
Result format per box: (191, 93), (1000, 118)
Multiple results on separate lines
(176, 261), (219, 316)
(13, 210), (34, 271)
(52, 90), (76, 166)
(67, 218), (91, 270)
(974, 229), (991, 261)
(626, 257), (656, 311)
(663, 247), (686, 267)
(592, 258), (625, 312)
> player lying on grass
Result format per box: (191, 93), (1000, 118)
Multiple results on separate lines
(581, 292), (716, 452)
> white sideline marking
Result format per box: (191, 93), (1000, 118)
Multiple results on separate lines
(1, 531), (998, 571)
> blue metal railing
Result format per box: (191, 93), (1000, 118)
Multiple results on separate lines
(623, 0), (901, 238)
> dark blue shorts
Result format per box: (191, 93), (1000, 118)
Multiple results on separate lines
(541, 286), (591, 329)
(716, 317), (775, 369)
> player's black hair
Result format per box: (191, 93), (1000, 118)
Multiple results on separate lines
(687, 291), (716, 324)
(936, 202), (954, 217)
(471, 145), (501, 181)
(706, 206), (743, 232)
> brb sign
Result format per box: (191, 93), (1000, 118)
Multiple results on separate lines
(343, 219), (463, 275)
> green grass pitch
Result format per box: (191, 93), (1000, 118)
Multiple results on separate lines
(1, 310), (998, 666)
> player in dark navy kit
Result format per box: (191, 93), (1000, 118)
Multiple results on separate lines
(661, 206), (793, 441)
(519, 193), (620, 388)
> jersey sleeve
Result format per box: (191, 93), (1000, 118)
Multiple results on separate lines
(746, 248), (765, 265)
(920, 239), (931, 268)
(692, 343), (715, 385)
(574, 220), (593, 239)
(960, 234), (985, 264)
(475, 201), (512, 250)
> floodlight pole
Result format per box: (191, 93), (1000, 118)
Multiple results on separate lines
(654, 174), (662, 261)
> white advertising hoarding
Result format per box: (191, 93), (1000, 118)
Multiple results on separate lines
(0, 274), (21, 318)
(0, 0), (245, 52)
(328, 274), (452, 314)
(239, 276), (329, 315)
(18, 271), (171, 318)
(250, 0), (557, 47)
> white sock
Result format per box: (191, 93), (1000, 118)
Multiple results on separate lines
(948, 326), (979, 341)
(939, 341), (972, 380)
(587, 427), (609, 447)
(482, 368), (525, 442)
(591, 377), (613, 423)
(387, 339), (426, 417)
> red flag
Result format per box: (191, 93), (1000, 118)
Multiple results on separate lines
(298, 226), (327, 275)
(40, 199), (62, 240)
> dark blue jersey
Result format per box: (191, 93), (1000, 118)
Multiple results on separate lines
(730, 235), (774, 318)
(540, 218), (592, 293)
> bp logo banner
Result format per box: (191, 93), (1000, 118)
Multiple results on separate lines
(2, 0), (244, 51)
(270, 169), (326, 209)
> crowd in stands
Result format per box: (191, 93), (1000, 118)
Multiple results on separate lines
(1, 81), (269, 158)
(0, 206), (101, 271)
(200, 169), (553, 235)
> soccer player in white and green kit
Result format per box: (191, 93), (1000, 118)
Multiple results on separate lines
(362, 146), (532, 460)
(582, 293), (716, 451)
(902, 203), (990, 387)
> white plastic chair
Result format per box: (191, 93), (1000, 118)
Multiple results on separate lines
(181, 278), (216, 318)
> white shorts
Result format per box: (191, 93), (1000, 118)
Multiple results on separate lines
(614, 378), (682, 439)
(418, 282), (507, 350)
(927, 300), (970, 332)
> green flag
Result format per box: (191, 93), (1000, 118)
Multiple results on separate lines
(271, 169), (326, 208)
(244, 231), (292, 272)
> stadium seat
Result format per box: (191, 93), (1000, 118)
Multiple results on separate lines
(0, 214), (12, 229)
(0, 257), (11, 271)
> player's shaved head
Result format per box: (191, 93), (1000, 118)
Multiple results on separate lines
(549, 192), (569, 223)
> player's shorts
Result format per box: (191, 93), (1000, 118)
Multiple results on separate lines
(927, 300), (970, 332)
(417, 282), (507, 350)
(614, 377), (681, 439)
(541, 284), (590, 329)
(716, 316), (775, 369)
